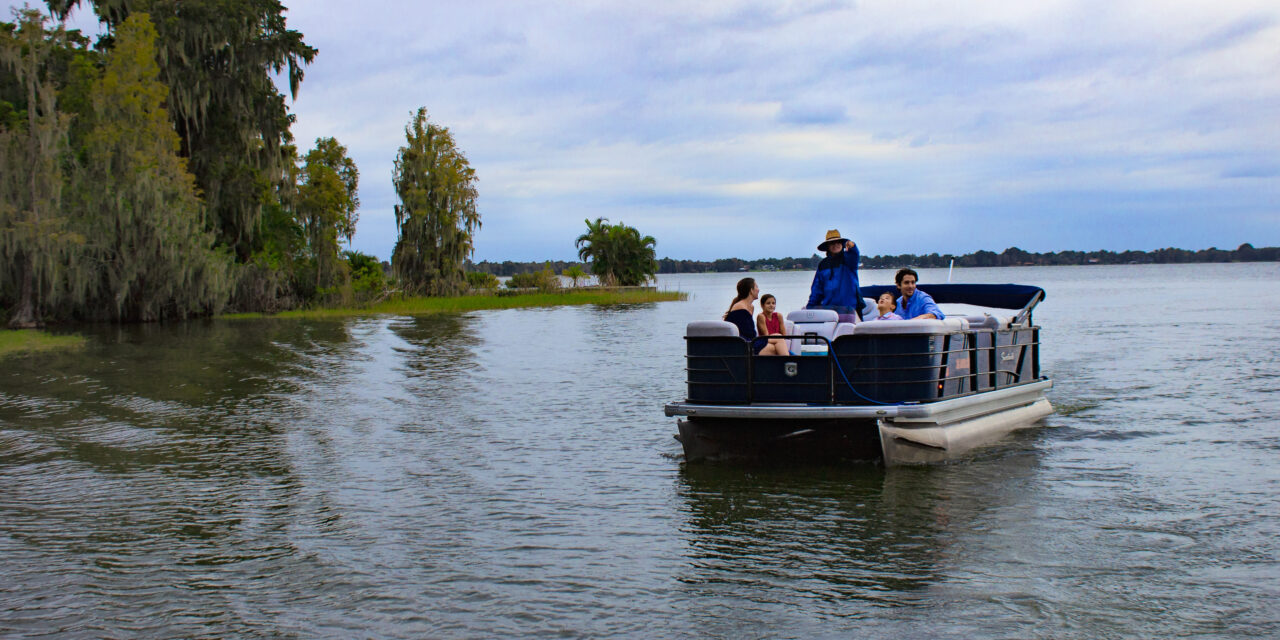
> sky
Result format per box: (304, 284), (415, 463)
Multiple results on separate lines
(12, 0), (1280, 262)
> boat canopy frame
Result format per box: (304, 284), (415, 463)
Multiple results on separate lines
(858, 284), (1045, 325)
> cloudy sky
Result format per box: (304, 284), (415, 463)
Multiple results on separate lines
(18, 0), (1280, 262)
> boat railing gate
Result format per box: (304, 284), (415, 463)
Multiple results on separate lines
(684, 329), (1042, 404)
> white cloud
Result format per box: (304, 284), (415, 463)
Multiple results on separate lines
(9, 0), (1279, 259)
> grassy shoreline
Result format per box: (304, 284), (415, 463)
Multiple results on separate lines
(0, 329), (86, 357)
(220, 288), (687, 320)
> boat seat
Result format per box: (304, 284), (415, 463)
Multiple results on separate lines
(960, 314), (999, 330)
(787, 309), (839, 351)
(787, 308), (839, 324)
(860, 297), (878, 320)
(852, 317), (969, 335)
(686, 320), (739, 337)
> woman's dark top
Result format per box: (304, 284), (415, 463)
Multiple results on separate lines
(725, 308), (767, 354)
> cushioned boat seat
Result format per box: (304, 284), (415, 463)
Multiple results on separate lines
(787, 309), (839, 324)
(686, 320), (739, 338)
(852, 317), (969, 335)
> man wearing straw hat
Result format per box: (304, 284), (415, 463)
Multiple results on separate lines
(806, 229), (864, 323)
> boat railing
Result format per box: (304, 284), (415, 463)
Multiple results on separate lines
(1011, 289), (1045, 327)
(685, 329), (1041, 405)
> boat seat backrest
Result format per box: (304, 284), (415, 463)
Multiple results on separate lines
(686, 320), (739, 338)
(786, 309), (839, 324)
(860, 298), (878, 320)
(786, 309), (838, 349)
(833, 323), (857, 339)
(852, 317), (969, 335)
(960, 315), (999, 330)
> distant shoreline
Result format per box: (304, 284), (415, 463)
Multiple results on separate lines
(469, 243), (1277, 276)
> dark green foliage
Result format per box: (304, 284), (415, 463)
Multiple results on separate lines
(47, 0), (318, 263)
(391, 108), (481, 296)
(575, 218), (657, 286)
(505, 265), (560, 292)
(297, 137), (358, 291)
(0, 10), (78, 327)
(465, 271), (500, 291)
(346, 250), (385, 298)
(1, 10), (230, 324)
(1, 5), (380, 322)
(66, 12), (230, 321)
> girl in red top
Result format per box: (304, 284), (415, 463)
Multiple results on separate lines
(756, 294), (789, 355)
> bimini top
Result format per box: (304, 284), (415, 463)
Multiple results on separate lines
(859, 283), (1045, 310)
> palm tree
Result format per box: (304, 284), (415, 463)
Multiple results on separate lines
(575, 218), (657, 286)
(562, 265), (586, 287)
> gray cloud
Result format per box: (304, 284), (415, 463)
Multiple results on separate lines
(11, 0), (1278, 261)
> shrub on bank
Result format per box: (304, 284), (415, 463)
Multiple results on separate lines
(466, 271), (500, 291)
(506, 265), (560, 292)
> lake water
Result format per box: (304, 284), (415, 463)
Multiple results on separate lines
(1, 263), (1278, 639)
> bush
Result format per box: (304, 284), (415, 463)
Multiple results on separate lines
(466, 271), (500, 291)
(506, 265), (561, 292)
(345, 250), (387, 304)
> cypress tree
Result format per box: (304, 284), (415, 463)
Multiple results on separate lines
(391, 108), (480, 296)
(68, 13), (230, 321)
(296, 137), (359, 293)
(0, 10), (77, 328)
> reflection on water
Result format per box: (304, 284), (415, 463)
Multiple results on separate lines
(0, 263), (1278, 638)
(678, 465), (942, 603)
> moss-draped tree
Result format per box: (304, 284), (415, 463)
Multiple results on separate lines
(0, 10), (78, 328)
(47, 0), (317, 264)
(391, 108), (480, 296)
(69, 12), (230, 321)
(297, 136), (358, 292)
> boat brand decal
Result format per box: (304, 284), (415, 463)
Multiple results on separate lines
(784, 362), (798, 377)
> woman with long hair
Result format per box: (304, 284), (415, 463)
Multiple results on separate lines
(723, 278), (788, 355)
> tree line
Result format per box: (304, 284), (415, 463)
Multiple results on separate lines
(1, 3), (481, 327)
(471, 243), (1278, 276)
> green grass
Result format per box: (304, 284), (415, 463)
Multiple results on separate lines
(0, 329), (86, 357)
(220, 288), (687, 320)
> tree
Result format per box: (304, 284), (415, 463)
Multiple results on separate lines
(67, 12), (230, 321)
(47, 0), (317, 262)
(345, 250), (385, 300)
(391, 108), (480, 296)
(296, 136), (358, 291)
(0, 9), (77, 328)
(562, 264), (586, 287)
(575, 217), (657, 286)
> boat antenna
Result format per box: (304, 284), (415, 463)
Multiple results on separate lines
(947, 258), (954, 282)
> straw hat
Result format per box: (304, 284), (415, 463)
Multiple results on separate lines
(818, 229), (849, 251)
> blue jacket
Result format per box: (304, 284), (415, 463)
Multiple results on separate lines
(807, 245), (864, 313)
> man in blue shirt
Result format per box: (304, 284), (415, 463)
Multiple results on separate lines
(895, 268), (945, 320)
(807, 229), (864, 321)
